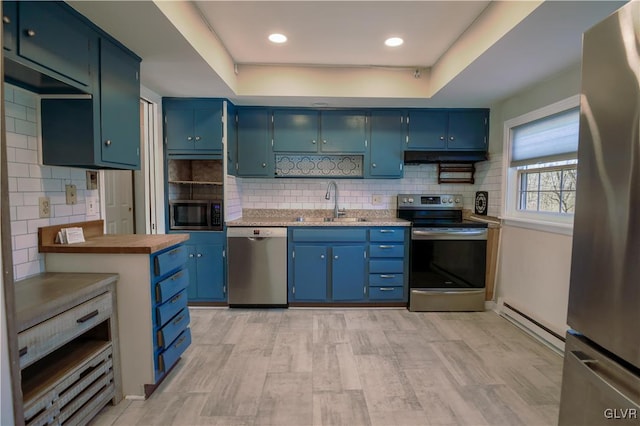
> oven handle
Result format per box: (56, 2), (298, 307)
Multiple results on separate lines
(412, 229), (487, 240)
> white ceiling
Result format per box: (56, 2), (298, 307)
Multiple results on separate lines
(68, 1), (626, 108)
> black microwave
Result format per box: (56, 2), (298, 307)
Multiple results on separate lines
(169, 200), (223, 231)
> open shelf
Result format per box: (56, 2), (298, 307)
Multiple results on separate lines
(437, 163), (476, 184)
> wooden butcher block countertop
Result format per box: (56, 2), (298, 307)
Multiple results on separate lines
(38, 220), (189, 254)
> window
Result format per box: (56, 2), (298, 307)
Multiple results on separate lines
(503, 96), (580, 232)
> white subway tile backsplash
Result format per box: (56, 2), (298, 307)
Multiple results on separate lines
(7, 84), (97, 280)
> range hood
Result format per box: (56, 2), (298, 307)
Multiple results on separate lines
(404, 150), (488, 164)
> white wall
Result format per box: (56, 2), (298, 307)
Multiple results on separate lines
(493, 64), (581, 333)
(236, 156), (503, 216)
(5, 85), (100, 280)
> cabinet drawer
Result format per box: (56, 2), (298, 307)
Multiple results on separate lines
(291, 228), (366, 242)
(18, 292), (112, 369)
(369, 260), (404, 274)
(158, 328), (191, 374)
(369, 286), (404, 300)
(369, 228), (405, 242)
(369, 273), (404, 287)
(369, 244), (404, 258)
(154, 245), (187, 278)
(155, 269), (189, 304)
(157, 308), (190, 349)
(156, 289), (188, 327)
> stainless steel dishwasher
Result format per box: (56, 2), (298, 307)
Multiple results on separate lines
(227, 227), (288, 307)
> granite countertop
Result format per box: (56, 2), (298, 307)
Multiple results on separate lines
(226, 208), (410, 227)
(15, 272), (119, 332)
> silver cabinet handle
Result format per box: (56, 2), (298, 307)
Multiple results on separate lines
(196, 253), (202, 258)
(322, 140), (327, 144)
(195, 136), (201, 141)
(188, 254), (194, 258)
(334, 255), (339, 259)
(261, 162), (267, 168)
(312, 140), (317, 144)
(320, 254), (325, 259)
(372, 163), (377, 168)
(439, 136), (445, 140)
(3, 16), (10, 24)
(378, 245), (393, 249)
(187, 136), (193, 141)
(379, 275), (396, 278)
(379, 229), (395, 233)
(26, 29), (35, 37)
(104, 140), (112, 146)
(379, 287), (395, 291)
(449, 136), (455, 141)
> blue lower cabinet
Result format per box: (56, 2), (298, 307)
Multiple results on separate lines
(367, 227), (409, 303)
(332, 245), (366, 301)
(151, 243), (191, 382)
(369, 286), (404, 300)
(184, 232), (226, 302)
(157, 328), (192, 377)
(289, 228), (367, 302)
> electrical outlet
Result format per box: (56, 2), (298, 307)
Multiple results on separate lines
(65, 184), (77, 205)
(372, 194), (383, 205)
(39, 197), (51, 218)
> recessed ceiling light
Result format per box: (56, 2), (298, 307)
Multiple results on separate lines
(385, 37), (404, 47)
(268, 33), (287, 44)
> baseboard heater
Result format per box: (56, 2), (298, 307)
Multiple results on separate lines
(498, 300), (566, 354)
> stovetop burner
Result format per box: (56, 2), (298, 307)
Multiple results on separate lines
(397, 193), (488, 229)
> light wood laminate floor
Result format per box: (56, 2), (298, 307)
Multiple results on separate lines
(92, 308), (563, 426)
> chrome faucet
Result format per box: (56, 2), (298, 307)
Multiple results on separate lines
(324, 180), (342, 218)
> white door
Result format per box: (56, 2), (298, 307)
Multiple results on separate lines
(104, 170), (134, 234)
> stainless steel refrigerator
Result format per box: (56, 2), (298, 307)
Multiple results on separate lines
(558, 1), (640, 425)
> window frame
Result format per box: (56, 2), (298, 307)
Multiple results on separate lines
(501, 95), (580, 235)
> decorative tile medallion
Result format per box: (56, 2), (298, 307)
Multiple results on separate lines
(275, 155), (363, 177)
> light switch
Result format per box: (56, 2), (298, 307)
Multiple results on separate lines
(86, 195), (97, 216)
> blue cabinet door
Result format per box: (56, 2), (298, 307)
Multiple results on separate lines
(236, 108), (272, 176)
(226, 102), (237, 176)
(100, 38), (140, 167)
(406, 110), (447, 149)
(320, 110), (367, 153)
(18, 2), (92, 88)
(194, 107), (222, 152)
(3, 2), (16, 53)
(369, 111), (404, 177)
(293, 245), (327, 301)
(273, 109), (319, 152)
(196, 244), (225, 300)
(447, 111), (488, 150)
(331, 245), (366, 301)
(164, 99), (223, 154)
(165, 108), (193, 152)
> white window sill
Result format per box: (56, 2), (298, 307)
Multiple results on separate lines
(499, 216), (573, 236)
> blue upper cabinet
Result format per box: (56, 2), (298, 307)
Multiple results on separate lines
(320, 110), (367, 153)
(272, 109), (318, 152)
(406, 110), (448, 150)
(272, 109), (367, 154)
(14, 1), (94, 91)
(236, 107), (273, 177)
(407, 109), (489, 151)
(164, 99), (223, 157)
(226, 102), (237, 176)
(2, 2), (16, 53)
(368, 110), (405, 178)
(99, 38), (140, 167)
(447, 111), (489, 150)
(40, 31), (141, 169)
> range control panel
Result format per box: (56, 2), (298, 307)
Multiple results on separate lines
(397, 194), (463, 209)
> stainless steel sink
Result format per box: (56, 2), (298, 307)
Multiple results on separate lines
(293, 217), (367, 222)
(323, 217), (367, 222)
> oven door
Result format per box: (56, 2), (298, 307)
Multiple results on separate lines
(409, 227), (487, 311)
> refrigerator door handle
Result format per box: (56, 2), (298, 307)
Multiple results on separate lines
(570, 350), (640, 408)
